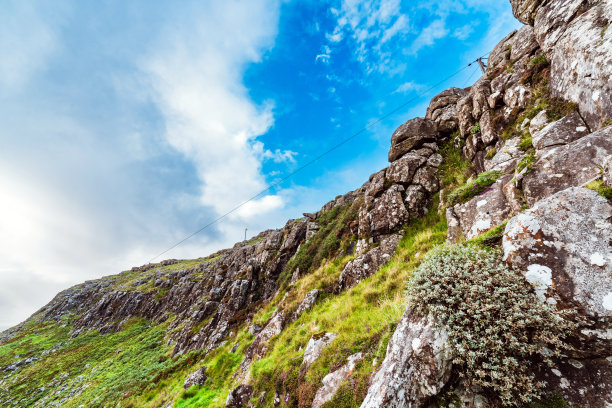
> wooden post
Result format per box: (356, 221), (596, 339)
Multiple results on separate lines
(477, 58), (487, 73)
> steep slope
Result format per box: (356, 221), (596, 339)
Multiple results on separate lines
(2, 0), (611, 407)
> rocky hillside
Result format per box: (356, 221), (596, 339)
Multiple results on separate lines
(1, 0), (611, 407)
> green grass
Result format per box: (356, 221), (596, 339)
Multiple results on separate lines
(517, 151), (536, 174)
(249, 200), (448, 407)
(585, 179), (612, 201)
(446, 170), (501, 207)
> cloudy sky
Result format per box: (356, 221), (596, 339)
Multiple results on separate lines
(0, 0), (520, 329)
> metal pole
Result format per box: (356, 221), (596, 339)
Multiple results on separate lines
(244, 228), (247, 241)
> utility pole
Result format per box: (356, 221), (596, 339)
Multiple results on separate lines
(244, 228), (248, 241)
(476, 57), (487, 74)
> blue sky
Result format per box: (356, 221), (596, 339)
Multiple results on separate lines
(0, 0), (520, 328)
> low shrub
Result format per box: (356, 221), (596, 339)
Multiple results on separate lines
(446, 170), (501, 207)
(517, 152), (535, 174)
(407, 245), (574, 406)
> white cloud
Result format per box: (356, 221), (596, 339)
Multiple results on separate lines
(409, 19), (449, 54)
(394, 81), (425, 93)
(0, 0), (288, 329)
(143, 0), (282, 217)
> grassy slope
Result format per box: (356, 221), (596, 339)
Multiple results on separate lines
(0, 141), (468, 408)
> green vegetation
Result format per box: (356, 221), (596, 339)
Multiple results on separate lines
(517, 151), (536, 174)
(485, 147), (497, 160)
(407, 245), (574, 406)
(585, 179), (612, 201)
(518, 136), (533, 151)
(279, 200), (361, 289)
(438, 136), (473, 207)
(250, 200), (448, 407)
(470, 122), (480, 135)
(446, 170), (501, 207)
(529, 54), (547, 67)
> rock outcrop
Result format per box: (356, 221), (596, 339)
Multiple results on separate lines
(360, 308), (451, 408)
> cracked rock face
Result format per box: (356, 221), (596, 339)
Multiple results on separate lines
(312, 353), (364, 408)
(531, 112), (590, 150)
(539, 0), (612, 129)
(360, 308), (451, 408)
(503, 187), (612, 355)
(510, 0), (544, 25)
(447, 175), (513, 243)
(523, 127), (612, 205)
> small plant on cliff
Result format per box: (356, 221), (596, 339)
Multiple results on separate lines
(446, 170), (500, 207)
(407, 245), (574, 406)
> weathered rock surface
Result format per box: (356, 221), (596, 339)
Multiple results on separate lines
(183, 366), (207, 389)
(523, 127), (612, 205)
(447, 175), (513, 243)
(484, 137), (524, 173)
(503, 187), (612, 354)
(312, 353), (364, 408)
(338, 234), (402, 291)
(302, 332), (337, 369)
(510, 0), (543, 25)
(226, 384), (253, 407)
(426, 87), (468, 134)
(388, 118), (438, 162)
(360, 308), (451, 408)
(292, 289), (319, 321)
(532, 111), (589, 150)
(538, 0), (612, 129)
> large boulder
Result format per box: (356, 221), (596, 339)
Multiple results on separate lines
(312, 353), (364, 408)
(484, 137), (524, 173)
(531, 111), (589, 150)
(388, 118), (438, 162)
(510, 25), (539, 61)
(425, 87), (469, 135)
(523, 127), (612, 205)
(503, 187), (612, 355)
(360, 308), (451, 408)
(363, 185), (409, 237)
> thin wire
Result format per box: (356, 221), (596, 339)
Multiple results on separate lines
(146, 54), (488, 263)
(463, 65), (480, 87)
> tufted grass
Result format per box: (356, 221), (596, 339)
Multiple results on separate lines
(446, 170), (501, 207)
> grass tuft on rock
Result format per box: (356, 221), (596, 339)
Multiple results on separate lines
(446, 170), (501, 207)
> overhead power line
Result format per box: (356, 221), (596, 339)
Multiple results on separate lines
(146, 53), (490, 263)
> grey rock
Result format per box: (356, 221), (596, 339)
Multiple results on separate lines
(388, 118), (438, 162)
(479, 111), (497, 145)
(447, 175), (512, 242)
(529, 110), (552, 136)
(603, 155), (612, 188)
(183, 366), (207, 389)
(339, 234), (402, 291)
(457, 94), (475, 137)
(486, 31), (517, 75)
(412, 165), (439, 193)
(510, 0), (544, 25)
(360, 308), (451, 408)
(364, 185), (409, 237)
(404, 185), (429, 218)
(302, 332), (337, 369)
(471, 78), (491, 120)
(503, 187), (612, 354)
(510, 25), (539, 61)
(312, 353), (364, 408)
(545, 1), (612, 129)
(523, 127), (612, 205)
(386, 153), (427, 185)
(532, 111), (589, 150)
(425, 87), (469, 134)
(484, 137), (524, 173)
(226, 384), (253, 408)
(292, 289), (319, 321)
